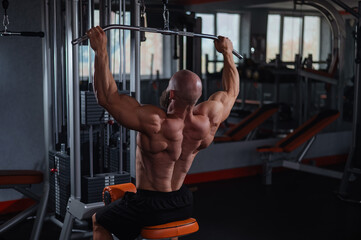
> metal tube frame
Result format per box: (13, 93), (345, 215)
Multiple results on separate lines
(339, 1), (361, 197)
(129, 0), (141, 179)
(60, 0), (80, 238)
(53, 0), (59, 144)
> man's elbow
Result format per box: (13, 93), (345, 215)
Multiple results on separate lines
(96, 95), (108, 108)
(228, 88), (239, 99)
(235, 87), (240, 97)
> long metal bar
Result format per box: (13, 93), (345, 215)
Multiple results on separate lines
(73, 0), (82, 200)
(30, 1), (51, 239)
(282, 160), (343, 179)
(72, 24), (243, 59)
(298, 69), (338, 85)
(53, 0), (59, 144)
(88, 0), (93, 84)
(119, 0), (124, 173)
(297, 136), (316, 162)
(330, 0), (359, 18)
(69, 0), (82, 199)
(89, 125), (93, 177)
(129, 1), (140, 179)
(118, 0), (122, 84)
(88, 0), (94, 178)
(0, 204), (39, 234)
(60, 1), (76, 238)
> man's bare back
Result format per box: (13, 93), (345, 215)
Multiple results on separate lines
(136, 104), (217, 192)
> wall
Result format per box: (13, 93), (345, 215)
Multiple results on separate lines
(0, 0), (44, 201)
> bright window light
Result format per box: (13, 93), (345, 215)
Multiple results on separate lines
(303, 16), (321, 69)
(266, 14), (281, 62)
(282, 16), (302, 62)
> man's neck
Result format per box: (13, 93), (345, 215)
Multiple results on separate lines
(167, 101), (194, 119)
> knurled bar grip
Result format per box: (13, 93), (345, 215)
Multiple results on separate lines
(72, 24), (243, 60)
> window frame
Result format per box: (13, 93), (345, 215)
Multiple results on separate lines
(267, 11), (323, 64)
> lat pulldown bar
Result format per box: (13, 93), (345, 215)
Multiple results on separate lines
(71, 24), (243, 60)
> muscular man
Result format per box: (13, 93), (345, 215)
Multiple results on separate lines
(87, 26), (239, 240)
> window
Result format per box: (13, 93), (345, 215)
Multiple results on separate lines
(109, 11), (131, 76)
(266, 14), (321, 68)
(79, 11), (132, 78)
(216, 13), (240, 71)
(282, 16), (302, 62)
(196, 13), (215, 74)
(196, 12), (241, 74)
(303, 16), (320, 65)
(266, 14), (281, 62)
(140, 33), (163, 76)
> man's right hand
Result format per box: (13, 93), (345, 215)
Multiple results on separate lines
(214, 36), (233, 55)
(87, 26), (107, 53)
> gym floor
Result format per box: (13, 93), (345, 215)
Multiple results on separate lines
(1, 166), (361, 240)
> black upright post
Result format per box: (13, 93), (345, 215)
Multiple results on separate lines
(339, 1), (361, 199)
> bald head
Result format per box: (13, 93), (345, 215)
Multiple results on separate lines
(167, 70), (202, 105)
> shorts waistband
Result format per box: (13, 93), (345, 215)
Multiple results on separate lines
(136, 185), (189, 198)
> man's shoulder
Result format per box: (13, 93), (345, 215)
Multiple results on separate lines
(141, 104), (167, 118)
(194, 100), (223, 116)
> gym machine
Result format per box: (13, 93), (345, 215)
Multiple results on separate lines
(0, 0), (44, 37)
(40, 0), (133, 238)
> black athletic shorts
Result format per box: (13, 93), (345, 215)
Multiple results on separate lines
(95, 185), (193, 240)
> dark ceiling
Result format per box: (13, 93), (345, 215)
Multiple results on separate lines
(144, 0), (360, 13)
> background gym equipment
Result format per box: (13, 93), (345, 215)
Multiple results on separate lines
(0, 1), (48, 239)
(0, 170), (47, 239)
(338, 1), (361, 203)
(214, 103), (279, 142)
(258, 109), (341, 185)
(0, 0), (44, 37)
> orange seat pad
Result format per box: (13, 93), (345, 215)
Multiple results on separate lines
(141, 218), (199, 239)
(0, 170), (43, 185)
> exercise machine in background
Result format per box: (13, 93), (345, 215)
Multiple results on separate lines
(0, 0), (44, 37)
(0, 1), (48, 239)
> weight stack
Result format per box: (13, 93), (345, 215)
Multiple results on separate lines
(82, 172), (130, 203)
(80, 129), (99, 176)
(81, 91), (109, 125)
(49, 151), (71, 221)
(109, 146), (120, 172)
(103, 146), (120, 172)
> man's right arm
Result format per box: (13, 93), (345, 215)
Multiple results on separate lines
(200, 37), (239, 125)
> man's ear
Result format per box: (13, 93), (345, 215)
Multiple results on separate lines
(169, 90), (175, 100)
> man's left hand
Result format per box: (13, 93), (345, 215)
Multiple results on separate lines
(87, 26), (107, 53)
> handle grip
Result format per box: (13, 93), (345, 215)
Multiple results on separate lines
(0, 31), (44, 38)
(20, 31), (45, 38)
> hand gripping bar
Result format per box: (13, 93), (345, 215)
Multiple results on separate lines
(72, 24), (243, 60)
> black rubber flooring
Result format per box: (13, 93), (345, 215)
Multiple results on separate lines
(1, 168), (361, 240)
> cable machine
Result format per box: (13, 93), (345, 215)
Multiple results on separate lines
(40, 0), (242, 238)
(333, 0), (361, 203)
(0, 1), (48, 239)
(0, 0), (44, 37)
